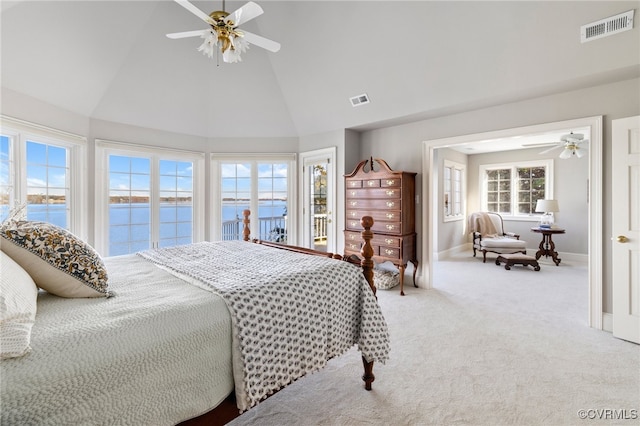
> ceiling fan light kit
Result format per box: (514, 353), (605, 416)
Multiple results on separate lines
(538, 131), (589, 159)
(167, 0), (280, 64)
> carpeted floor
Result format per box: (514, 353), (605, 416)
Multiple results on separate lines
(228, 252), (639, 426)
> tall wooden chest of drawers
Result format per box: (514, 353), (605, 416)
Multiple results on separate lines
(344, 158), (418, 295)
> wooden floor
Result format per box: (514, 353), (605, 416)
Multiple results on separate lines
(179, 394), (240, 426)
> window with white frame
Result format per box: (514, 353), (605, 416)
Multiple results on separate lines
(95, 140), (204, 256)
(211, 154), (296, 242)
(0, 116), (86, 236)
(479, 159), (553, 218)
(443, 160), (465, 221)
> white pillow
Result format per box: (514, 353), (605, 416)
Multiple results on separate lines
(0, 220), (113, 298)
(0, 250), (38, 359)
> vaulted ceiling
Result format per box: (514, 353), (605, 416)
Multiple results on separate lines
(1, 1), (638, 138)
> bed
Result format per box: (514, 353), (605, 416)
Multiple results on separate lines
(0, 211), (389, 425)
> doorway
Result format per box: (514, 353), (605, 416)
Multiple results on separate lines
(422, 116), (604, 329)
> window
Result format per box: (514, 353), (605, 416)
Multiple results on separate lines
(96, 140), (204, 256)
(479, 159), (553, 218)
(0, 116), (86, 236)
(211, 154), (296, 242)
(443, 160), (465, 221)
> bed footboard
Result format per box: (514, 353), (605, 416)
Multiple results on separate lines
(242, 209), (378, 390)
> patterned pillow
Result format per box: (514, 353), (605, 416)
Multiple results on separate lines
(0, 251), (38, 359)
(0, 220), (113, 298)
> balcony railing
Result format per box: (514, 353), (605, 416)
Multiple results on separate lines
(222, 214), (328, 243)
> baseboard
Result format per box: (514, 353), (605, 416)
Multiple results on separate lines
(437, 243), (472, 260)
(602, 313), (613, 332)
(524, 250), (588, 263)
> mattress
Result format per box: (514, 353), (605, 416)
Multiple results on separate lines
(0, 254), (234, 426)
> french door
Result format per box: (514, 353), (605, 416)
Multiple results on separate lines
(300, 148), (336, 253)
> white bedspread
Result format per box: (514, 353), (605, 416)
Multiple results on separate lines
(138, 241), (391, 412)
(0, 254), (234, 426)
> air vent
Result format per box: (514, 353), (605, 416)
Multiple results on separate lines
(581, 10), (634, 43)
(350, 93), (370, 107)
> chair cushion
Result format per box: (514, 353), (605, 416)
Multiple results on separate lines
(480, 237), (527, 249)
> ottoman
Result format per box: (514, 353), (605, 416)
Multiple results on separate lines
(495, 253), (540, 271)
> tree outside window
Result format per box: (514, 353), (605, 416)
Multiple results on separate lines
(481, 160), (553, 218)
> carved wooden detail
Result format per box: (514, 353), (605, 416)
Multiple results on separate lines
(344, 158), (418, 295)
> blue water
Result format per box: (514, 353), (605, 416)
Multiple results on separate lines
(22, 202), (286, 255)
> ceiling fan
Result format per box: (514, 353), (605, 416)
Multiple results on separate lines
(166, 0), (280, 63)
(525, 132), (589, 159)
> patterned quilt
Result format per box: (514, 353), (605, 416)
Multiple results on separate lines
(138, 240), (390, 411)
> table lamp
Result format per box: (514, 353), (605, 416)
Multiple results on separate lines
(535, 199), (559, 228)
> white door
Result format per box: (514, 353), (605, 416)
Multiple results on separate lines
(612, 116), (640, 344)
(300, 148), (336, 253)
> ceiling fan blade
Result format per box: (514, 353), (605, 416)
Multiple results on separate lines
(173, 0), (214, 25)
(226, 1), (263, 26)
(522, 142), (559, 148)
(241, 30), (280, 52)
(166, 29), (209, 39)
(538, 144), (564, 154)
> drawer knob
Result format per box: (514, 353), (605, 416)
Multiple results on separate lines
(386, 201), (395, 207)
(386, 213), (395, 219)
(386, 190), (395, 196)
(349, 234), (356, 240)
(350, 201), (358, 206)
(386, 224), (396, 230)
(367, 181), (375, 186)
(384, 249), (394, 255)
(350, 211), (357, 217)
(350, 191), (356, 196)
(385, 238), (394, 244)
(386, 180), (395, 185)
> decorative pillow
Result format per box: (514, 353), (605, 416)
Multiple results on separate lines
(1, 250), (38, 359)
(0, 220), (113, 298)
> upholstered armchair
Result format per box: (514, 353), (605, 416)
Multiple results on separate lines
(468, 212), (527, 263)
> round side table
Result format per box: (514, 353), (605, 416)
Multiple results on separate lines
(531, 227), (565, 266)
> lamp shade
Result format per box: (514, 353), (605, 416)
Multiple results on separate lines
(535, 199), (559, 213)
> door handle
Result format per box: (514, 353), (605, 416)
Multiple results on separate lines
(616, 235), (629, 243)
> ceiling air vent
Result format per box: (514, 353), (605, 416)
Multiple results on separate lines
(350, 93), (370, 107)
(581, 10), (634, 43)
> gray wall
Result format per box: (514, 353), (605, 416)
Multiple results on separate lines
(359, 76), (640, 313)
(465, 147), (589, 256)
(3, 76), (639, 314)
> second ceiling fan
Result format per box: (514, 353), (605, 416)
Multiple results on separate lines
(538, 132), (589, 159)
(167, 0), (280, 63)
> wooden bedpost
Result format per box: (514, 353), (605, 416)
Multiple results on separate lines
(360, 215), (376, 391)
(360, 216), (376, 296)
(242, 210), (251, 242)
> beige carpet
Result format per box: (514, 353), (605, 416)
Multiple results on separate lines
(228, 252), (639, 425)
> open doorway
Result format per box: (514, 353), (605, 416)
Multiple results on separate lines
(421, 116), (603, 329)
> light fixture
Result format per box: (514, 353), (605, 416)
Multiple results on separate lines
(535, 199), (559, 228)
(559, 141), (587, 159)
(558, 132), (588, 159)
(197, 8), (250, 63)
(167, 1), (280, 64)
